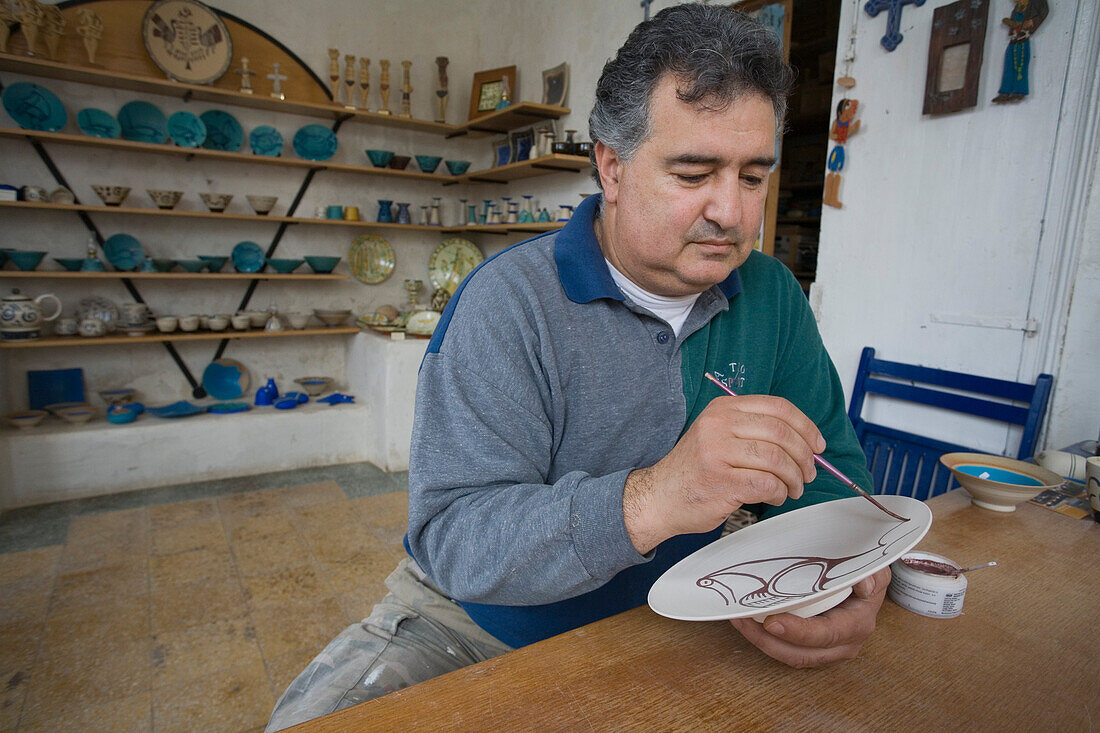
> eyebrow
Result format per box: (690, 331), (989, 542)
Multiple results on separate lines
(665, 153), (777, 168)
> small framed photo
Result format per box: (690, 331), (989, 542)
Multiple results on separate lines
(469, 65), (518, 121)
(492, 137), (511, 167)
(541, 62), (569, 107)
(510, 128), (535, 162)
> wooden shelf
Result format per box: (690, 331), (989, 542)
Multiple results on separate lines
(459, 154), (591, 183)
(0, 269), (347, 280)
(0, 326), (360, 348)
(451, 103), (573, 139)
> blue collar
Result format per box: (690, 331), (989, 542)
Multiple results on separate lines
(554, 194), (744, 304)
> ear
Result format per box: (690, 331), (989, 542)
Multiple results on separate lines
(593, 141), (623, 204)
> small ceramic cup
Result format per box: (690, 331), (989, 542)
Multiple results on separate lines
(49, 186), (75, 204)
(19, 185), (48, 202)
(231, 313), (251, 330)
(326, 205), (344, 219)
(178, 315), (200, 332)
(156, 315), (178, 333)
(343, 206), (360, 221)
(78, 317), (107, 338)
(314, 205), (327, 218)
(55, 317), (78, 336)
(208, 315), (229, 331)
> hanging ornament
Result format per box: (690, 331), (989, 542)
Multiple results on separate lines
(823, 99), (862, 209)
(992, 0), (1049, 104)
(864, 0), (927, 52)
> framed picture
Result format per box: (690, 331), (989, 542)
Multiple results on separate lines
(469, 65), (518, 121)
(922, 0), (989, 115)
(541, 62), (569, 107)
(510, 128), (535, 162)
(492, 137), (511, 167)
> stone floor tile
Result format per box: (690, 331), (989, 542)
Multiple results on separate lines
(148, 498), (220, 531)
(0, 667), (28, 730)
(17, 690), (152, 733)
(151, 617), (264, 687)
(271, 481), (346, 509)
(150, 518), (229, 557)
(334, 463), (399, 498)
(151, 576), (247, 633)
(0, 546), (61, 586)
(224, 511), (297, 545)
(65, 507), (149, 546)
(217, 488), (285, 520)
(317, 547), (406, 597)
(39, 595), (150, 660)
(249, 597), (347, 660)
(58, 532), (149, 573)
(232, 533), (313, 578)
(0, 518), (69, 555)
(241, 565), (327, 611)
(0, 577), (53, 625)
(50, 558), (149, 613)
(151, 657), (273, 733)
(149, 546), (235, 588)
(0, 617), (44, 674)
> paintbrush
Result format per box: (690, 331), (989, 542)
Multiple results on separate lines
(703, 372), (910, 522)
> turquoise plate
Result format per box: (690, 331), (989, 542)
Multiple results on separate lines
(103, 233), (145, 271)
(2, 82), (67, 132)
(293, 124), (338, 161)
(200, 109), (243, 152)
(118, 101), (168, 143)
(202, 359), (248, 400)
(249, 125), (284, 156)
(167, 111), (207, 147)
(148, 401), (206, 418)
(231, 241), (265, 273)
(76, 107), (121, 138)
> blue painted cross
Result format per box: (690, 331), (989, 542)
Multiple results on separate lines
(865, 0), (927, 51)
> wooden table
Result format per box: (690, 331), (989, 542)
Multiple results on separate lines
(293, 491), (1099, 731)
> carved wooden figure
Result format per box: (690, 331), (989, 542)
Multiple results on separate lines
(379, 59), (391, 114)
(992, 0), (1049, 104)
(236, 56), (256, 94)
(823, 98), (861, 209)
(42, 3), (65, 59)
(16, 0), (45, 56)
(75, 7), (102, 64)
(0, 1), (18, 54)
(400, 60), (412, 117)
(435, 56), (449, 123)
(344, 54), (356, 108)
(359, 57), (371, 110)
(328, 48), (340, 101)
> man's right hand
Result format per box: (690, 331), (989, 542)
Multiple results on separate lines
(622, 394), (824, 554)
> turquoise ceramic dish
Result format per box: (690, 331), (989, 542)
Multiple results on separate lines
(231, 241), (265, 273)
(103, 234), (144, 271)
(202, 359), (248, 401)
(208, 401), (251, 414)
(267, 258), (304, 274)
(167, 110), (207, 147)
(8, 251), (46, 271)
(445, 160), (471, 176)
(54, 257), (85, 271)
(293, 124), (338, 161)
(147, 401), (206, 418)
(415, 155), (442, 173)
(200, 109), (244, 151)
(152, 258), (176, 272)
(2, 82), (67, 132)
(118, 100), (168, 143)
(197, 255), (228, 272)
(174, 259), (206, 273)
(953, 465), (1044, 487)
(304, 255), (340, 273)
(76, 108), (121, 138)
(366, 149), (394, 167)
(249, 125), (284, 156)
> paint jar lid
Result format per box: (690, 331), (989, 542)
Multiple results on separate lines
(888, 551), (968, 619)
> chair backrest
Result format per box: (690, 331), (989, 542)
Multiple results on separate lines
(847, 347), (1054, 501)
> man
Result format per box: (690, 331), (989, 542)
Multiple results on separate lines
(268, 5), (887, 730)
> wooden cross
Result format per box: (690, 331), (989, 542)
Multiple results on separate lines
(864, 0), (927, 52)
(267, 62), (287, 100)
(235, 57), (255, 94)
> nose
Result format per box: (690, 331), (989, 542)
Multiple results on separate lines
(702, 173), (744, 233)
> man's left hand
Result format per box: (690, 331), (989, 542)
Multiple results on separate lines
(728, 566), (891, 668)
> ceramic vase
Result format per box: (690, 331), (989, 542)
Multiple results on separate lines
(377, 200), (394, 223)
(395, 202), (411, 225)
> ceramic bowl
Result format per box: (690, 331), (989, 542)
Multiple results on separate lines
(19, 185), (48, 202)
(366, 149), (394, 167)
(246, 195), (278, 215)
(415, 155), (442, 173)
(284, 312), (311, 330)
(198, 255), (228, 272)
(174, 259), (206, 273)
(940, 452), (1064, 512)
(5, 409), (48, 428)
(230, 313), (251, 330)
(98, 387), (135, 405)
(551, 141), (573, 155)
(199, 192), (233, 212)
(57, 405), (97, 424)
(91, 185), (130, 206)
(303, 255), (340, 274)
(155, 316), (178, 333)
(267, 258), (304, 274)
(8, 250), (46, 271)
(50, 186), (76, 204)
(208, 315), (230, 331)
(313, 308), (352, 326)
(178, 315), (200, 332)
(445, 159), (471, 176)
(294, 376), (332, 396)
(54, 257), (85, 271)
(54, 317), (78, 336)
(107, 404), (140, 424)
(147, 189), (183, 209)
(388, 155), (411, 170)
(152, 258), (175, 272)
(241, 310), (269, 328)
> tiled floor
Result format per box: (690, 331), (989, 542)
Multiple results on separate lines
(0, 463), (410, 733)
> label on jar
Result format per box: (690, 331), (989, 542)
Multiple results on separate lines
(888, 552), (968, 619)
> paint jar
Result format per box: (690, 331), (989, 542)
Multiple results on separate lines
(888, 551), (967, 619)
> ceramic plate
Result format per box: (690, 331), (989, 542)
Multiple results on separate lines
(231, 241), (265, 273)
(201, 358), (249, 401)
(200, 109), (244, 151)
(76, 296), (120, 332)
(349, 234), (395, 284)
(103, 234), (145, 271)
(249, 125), (284, 156)
(648, 496), (931, 623)
(293, 124), (338, 161)
(118, 100), (168, 144)
(76, 108), (121, 138)
(428, 237), (484, 294)
(167, 110), (207, 147)
(1, 82), (67, 132)
(208, 401), (251, 414)
(148, 401), (207, 418)
(141, 0), (232, 84)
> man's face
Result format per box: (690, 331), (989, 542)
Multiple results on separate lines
(595, 74), (776, 297)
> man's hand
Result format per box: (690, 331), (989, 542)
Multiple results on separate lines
(728, 567), (891, 668)
(623, 394), (823, 554)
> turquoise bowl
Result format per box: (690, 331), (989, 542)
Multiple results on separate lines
(8, 250), (46, 271)
(54, 257), (85, 271)
(415, 154), (442, 173)
(175, 259), (206, 273)
(303, 255), (340, 274)
(366, 149), (394, 167)
(267, 258), (304, 274)
(445, 159), (471, 176)
(152, 258), (176, 272)
(198, 255), (228, 272)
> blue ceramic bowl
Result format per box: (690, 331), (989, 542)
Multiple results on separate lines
(267, 258), (304, 274)
(175, 259), (206, 273)
(415, 155), (442, 173)
(152, 258), (176, 272)
(197, 255), (228, 272)
(445, 159), (471, 176)
(54, 257), (85, 271)
(106, 403), (142, 424)
(8, 250), (46, 271)
(303, 255), (340, 274)
(366, 149), (395, 167)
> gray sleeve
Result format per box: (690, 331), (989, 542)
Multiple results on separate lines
(406, 349), (650, 606)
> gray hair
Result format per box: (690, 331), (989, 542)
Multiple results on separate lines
(588, 3), (795, 187)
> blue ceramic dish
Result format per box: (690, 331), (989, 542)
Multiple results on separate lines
(107, 404), (141, 424)
(76, 107), (121, 138)
(152, 258), (176, 272)
(148, 401), (206, 418)
(249, 125), (284, 156)
(2, 82), (67, 132)
(8, 251), (46, 271)
(174, 259), (206, 273)
(200, 109), (244, 152)
(103, 234), (145, 271)
(415, 155), (442, 173)
(208, 401), (250, 414)
(202, 360), (247, 400)
(267, 258), (304, 274)
(197, 255), (228, 272)
(303, 255), (340, 274)
(293, 124), (338, 161)
(118, 101), (168, 144)
(366, 149), (394, 167)
(954, 465), (1045, 487)
(231, 241), (265, 273)
(54, 257), (85, 271)
(445, 160), (471, 176)
(167, 110), (207, 147)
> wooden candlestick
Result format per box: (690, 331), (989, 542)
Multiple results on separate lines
(328, 48), (340, 101)
(359, 58), (371, 111)
(399, 60), (412, 117)
(435, 56), (449, 123)
(378, 59), (391, 115)
(344, 54), (357, 108)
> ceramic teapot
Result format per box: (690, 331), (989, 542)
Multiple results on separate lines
(1, 288), (62, 340)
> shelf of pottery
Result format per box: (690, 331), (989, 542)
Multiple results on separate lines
(0, 53), (590, 349)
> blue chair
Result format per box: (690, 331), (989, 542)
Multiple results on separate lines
(847, 347), (1053, 501)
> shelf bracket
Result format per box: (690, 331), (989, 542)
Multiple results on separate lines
(465, 176), (507, 185)
(182, 89), (193, 103)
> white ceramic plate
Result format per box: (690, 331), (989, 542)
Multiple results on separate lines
(648, 495), (931, 623)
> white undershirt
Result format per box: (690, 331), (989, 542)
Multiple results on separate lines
(605, 259), (701, 337)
